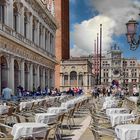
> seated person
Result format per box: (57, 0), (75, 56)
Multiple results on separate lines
(2, 86), (12, 100)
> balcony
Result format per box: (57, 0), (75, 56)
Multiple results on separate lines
(0, 22), (56, 60)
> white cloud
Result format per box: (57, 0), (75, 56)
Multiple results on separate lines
(71, 15), (116, 56)
(70, 0), (140, 56)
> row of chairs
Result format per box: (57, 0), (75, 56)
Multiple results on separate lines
(88, 96), (140, 140)
(0, 95), (90, 139)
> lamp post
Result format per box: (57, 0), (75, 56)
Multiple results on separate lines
(97, 33), (99, 85)
(126, 18), (140, 104)
(99, 24), (102, 85)
(126, 19), (139, 50)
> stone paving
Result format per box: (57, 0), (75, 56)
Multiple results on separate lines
(61, 110), (91, 139)
(61, 98), (94, 140)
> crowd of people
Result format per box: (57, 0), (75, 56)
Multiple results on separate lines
(66, 87), (83, 96)
(1, 81), (139, 101)
(1, 85), (62, 101)
(92, 84), (139, 99)
(1, 85), (84, 101)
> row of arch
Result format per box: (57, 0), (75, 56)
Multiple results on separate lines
(1, 56), (53, 93)
(63, 71), (83, 86)
(0, 1), (55, 55)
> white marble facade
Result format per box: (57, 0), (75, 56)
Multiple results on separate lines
(60, 58), (94, 92)
(0, 0), (57, 93)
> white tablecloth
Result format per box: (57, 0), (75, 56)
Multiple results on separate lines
(115, 124), (140, 140)
(61, 102), (74, 109)
(19, 101), (34, 111)
(11, 123), (47, 140)
(47, 107), (67, 114)
(109, 113), (135, 127)
(102, 100), (118, 110)
(0, 105), (8, 115)
(35, 113), (58, 124)
(106, 108), (129, 116)
(128, 96), (138, 104)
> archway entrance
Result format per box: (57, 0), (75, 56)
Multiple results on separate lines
(1, 56), (8, 91)
(70, 71), (77, 87)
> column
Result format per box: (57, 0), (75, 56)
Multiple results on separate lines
(77, 74), (79, 87)
(8, 56), (14, 93)
(42, 68), (45, 90)
(36, 65), (40, 87)
(49, 33), (52, 54)
(43, 27), (45, 50)
(29, 63), (33, 91)
(52, 70), (55, 88)
(29, 14), (33, 41)
(84, 74), (88, 90)
(53, 36), (56, 55)
(47, 32), (50, 52)
(16, 3), (20, 33)
(6, 0), (13, 27)
(20, 60), (25, 88)
(48, 69), (50, 89)
(68, 74), (70, 86)
(20, 6), (24, 35)
(4, 1), (10, 25)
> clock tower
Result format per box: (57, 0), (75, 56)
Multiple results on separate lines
(109, 44), (122, 82)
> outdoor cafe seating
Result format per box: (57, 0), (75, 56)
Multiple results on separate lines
(89, 94), (140, 140)
(0, 93), (90, 139)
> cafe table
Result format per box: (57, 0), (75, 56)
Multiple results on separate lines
(11, 122), (47, 140)
(35, 113), (58, 124)
(0, 105), (8, 115)
(109, 113), (136, 127)
(106, 108), (129, 116)
(115, 124), (140, 140)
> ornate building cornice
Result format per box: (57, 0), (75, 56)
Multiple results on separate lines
(0, 37), (56, 69)
(24, 0), (57, 32)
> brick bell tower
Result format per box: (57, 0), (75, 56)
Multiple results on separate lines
(55, 0), (70, 89)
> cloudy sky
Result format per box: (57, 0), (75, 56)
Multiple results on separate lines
(70, 0), (140, 59)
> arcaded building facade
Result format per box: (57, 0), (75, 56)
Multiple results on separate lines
(0, 0), (57, 93)
(55, 0), (70, 89)
(92, 44), (140, 86)
(60, 58), (94, 92)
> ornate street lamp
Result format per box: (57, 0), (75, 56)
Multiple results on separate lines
(126, 18), (140, 102)
(126, 19), (139, 50)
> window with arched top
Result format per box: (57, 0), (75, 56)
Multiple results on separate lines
(64, 73), (68, 86)
(1, 56), (8, 90)
(70, 71), (77, 86)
